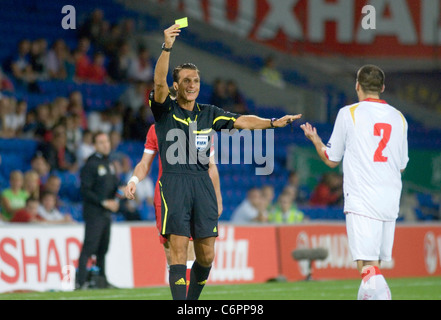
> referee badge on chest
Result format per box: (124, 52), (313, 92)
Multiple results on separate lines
(195, 135), (209, 151)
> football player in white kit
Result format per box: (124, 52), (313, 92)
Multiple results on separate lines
(300, 65), (409, 300)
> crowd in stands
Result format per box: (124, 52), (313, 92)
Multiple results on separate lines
(0, 8), (343, 224)
(231, 171), (343, 224)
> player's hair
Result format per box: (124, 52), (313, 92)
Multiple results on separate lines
(172, 63), (200, 83)
(356, 65), (385, 94)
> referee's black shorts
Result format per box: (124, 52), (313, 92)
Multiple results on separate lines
(159, 171), (218, 239)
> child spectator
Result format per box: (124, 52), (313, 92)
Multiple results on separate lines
(38, 191), (74, 223)
(10, 197), (46, 223)
(1, 170), (28, 221)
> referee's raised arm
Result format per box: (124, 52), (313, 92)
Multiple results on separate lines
(153, 24), (181, 104)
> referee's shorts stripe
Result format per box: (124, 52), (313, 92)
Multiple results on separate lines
(158, 180), (168, 235)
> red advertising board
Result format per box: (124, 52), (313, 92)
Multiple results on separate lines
(130, 224), (280, 286)
(1, 223), (440, 292)
(277, 223), (441, 281)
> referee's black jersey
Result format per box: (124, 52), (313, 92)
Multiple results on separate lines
(149, 91), (241, 173)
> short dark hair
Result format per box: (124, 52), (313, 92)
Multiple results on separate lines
(172, 63), (200, 83)
(356, 65), (385, 94)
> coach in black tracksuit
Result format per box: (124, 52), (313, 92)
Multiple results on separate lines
(76, 132), (120, 289)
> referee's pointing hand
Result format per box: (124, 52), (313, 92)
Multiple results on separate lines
(272, 114), (302, 128)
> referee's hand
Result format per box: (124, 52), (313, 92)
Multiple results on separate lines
(164, 24), (181, 49)
(273, 114), (302, 128)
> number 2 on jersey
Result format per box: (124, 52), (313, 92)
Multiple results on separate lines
(373, 123), (391, 162)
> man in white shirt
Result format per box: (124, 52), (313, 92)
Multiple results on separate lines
(301, 65), (409, 300)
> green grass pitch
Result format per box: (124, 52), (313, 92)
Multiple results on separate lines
(1, 277), (440, 300)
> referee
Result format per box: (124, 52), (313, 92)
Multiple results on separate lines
(142, 24), (302, 300)
(76, 131), (120, 289)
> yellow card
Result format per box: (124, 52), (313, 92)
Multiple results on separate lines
(175, 17), (188, 28)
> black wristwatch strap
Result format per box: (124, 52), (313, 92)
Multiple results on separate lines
(270, 118), (277, 128)
(162, 43), (172, 52)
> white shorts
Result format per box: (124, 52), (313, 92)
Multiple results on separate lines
(345, 213), (396, 262)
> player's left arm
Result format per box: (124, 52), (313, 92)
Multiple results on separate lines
(234, 114), (302, 130)
(300, 122), (340, 169)
(208, 155), (223, 217)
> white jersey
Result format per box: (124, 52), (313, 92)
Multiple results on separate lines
(325, 98), (409, 221)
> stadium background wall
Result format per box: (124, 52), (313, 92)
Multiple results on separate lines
(0, 223), (440, 292)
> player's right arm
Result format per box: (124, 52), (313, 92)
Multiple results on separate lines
(300, 122), (340, 168)
(124, 152), (156, 200)
(153, 24), (180, 104)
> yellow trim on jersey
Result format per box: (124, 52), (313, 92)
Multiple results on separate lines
(173, 114), (198, 125)
(173, 114), (189, 126)
(193, 128), (212, 134)
(349, 104), (359, 125)
(213, 116), (237, 125)
(159, 181), (168, 235)
(398, 111), (406, 134)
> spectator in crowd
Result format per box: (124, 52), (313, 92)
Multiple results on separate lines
(261, 184), (275, 211)
(85, 51), (109, 84)
(41, 174), (63, 205)
(10, 39), (38, 86)
(38, 191), (74, 223)
(285, 170), (309, 205)
(309, 172), (343, 207)
(231, 187), (268, 223)
(78, 9), (107, 45)
(73, 37), (92, 81)
(99, 23), (122, 55)
(260, 55), (286, 89)
(0, 97), (26, 138)
(64, 113), (83, 154)
(226, 79), (249, 114)
(51, 97), (70, 121)
(30, 153), (51, 186)
(119, 18), (139, 50)
(119, 80), (148, 112)
(268, 192), (305, 224)
(107, 40), (132, 82)
(108, 130), (126, 163)
(33, 103), (56, 142)
(0, 67), (15, 92)
(76, 129), (95, 168)
(127, 105), (154, 141)
(88, 109), (112, 134)
(210, 78), (230, 109)
(23, 170), (41, 201)
(10, 197), (46, 223)
(68, 91), (88, 130)
(29, 38), (49, 80)
(127, 46), (153, 83)
(1, 170), (28, 221)
(21, 108), (39, 138)
(37, 124), (78, 172)
(46, 39), (72, 80)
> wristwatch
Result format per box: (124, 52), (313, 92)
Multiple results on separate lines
(270, 118), (277, 128)
(162, 43), (172, 52)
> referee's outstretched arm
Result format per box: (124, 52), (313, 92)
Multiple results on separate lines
(234, 114), (302, 130)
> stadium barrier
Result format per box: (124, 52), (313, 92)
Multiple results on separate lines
(1, 222), (440, 292)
